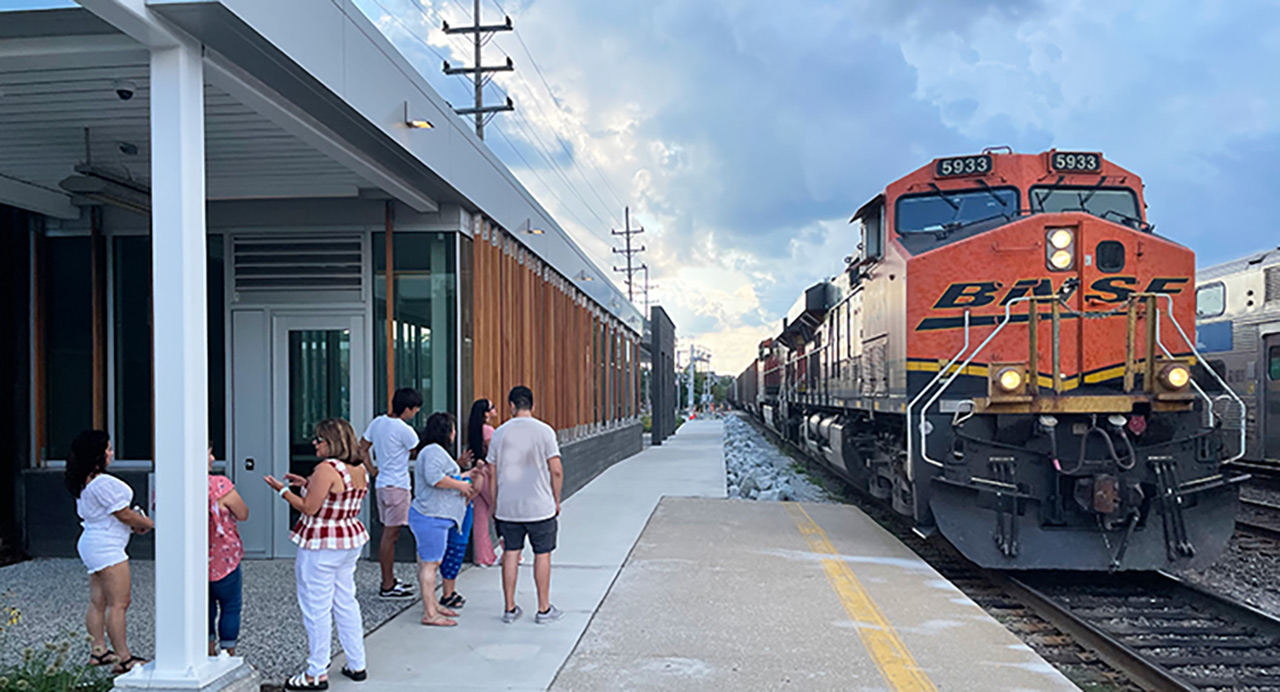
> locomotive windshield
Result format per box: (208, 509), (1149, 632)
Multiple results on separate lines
(895, 187), (1019, 234)
(1030, 186), (1142, 227)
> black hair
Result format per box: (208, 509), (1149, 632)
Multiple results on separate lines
(508, 385), (534, 411)
(391, 388), (423, 416)
(467, 399), (492, 461)
(420, 411), (456, 450)
(65, 430), (110, 499)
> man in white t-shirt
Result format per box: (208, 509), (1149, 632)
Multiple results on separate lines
(491, 385), (565, 624)
(359, 387), (422, 598)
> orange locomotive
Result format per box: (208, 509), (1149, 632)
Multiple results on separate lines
(744, 149), (1245, 570)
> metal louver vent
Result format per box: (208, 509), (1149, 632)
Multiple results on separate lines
(1266, 266), (1280, 302)
(233, 236), (362, 290)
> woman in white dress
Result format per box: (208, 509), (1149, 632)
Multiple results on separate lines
(64, 430), (154, 674)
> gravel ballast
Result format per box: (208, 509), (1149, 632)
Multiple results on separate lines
(723, 414), (835, 503)
(0, 557), (422, 684)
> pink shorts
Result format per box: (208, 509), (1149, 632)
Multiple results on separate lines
(376, 486), (411, 527)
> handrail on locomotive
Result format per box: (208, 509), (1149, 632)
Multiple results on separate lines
(912, 290), (1247, 473)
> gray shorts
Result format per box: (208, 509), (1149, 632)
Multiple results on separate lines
(495, 517), (558, 555)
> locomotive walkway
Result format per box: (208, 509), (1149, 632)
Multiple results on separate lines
(328, 419), (1076, 691)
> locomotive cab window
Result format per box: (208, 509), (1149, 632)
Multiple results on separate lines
(895, 187), (1019, 234)
(1030, 186), (1142, 228)
(860, 205), (883, 260)
(1096, 240), (1125, 273)
(1197, 283), (1225, 318)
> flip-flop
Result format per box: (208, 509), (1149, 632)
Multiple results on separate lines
(112, 655), (148, 675)
(438, 607), (459, 617)
(89, 649), (120, 666)
(421, 616), (457, 627)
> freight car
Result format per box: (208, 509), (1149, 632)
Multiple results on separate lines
(1195, 248), (1280, 470)
(743, 149), (1246, 571)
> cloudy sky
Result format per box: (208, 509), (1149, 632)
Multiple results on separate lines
(350, 0), (1280, 373)
(32, 0), (1277, 374)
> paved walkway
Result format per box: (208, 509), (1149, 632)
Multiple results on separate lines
(553, 497), (1078, 691)
(328, 419), (727, 690)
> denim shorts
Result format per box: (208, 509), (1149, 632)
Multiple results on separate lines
(407, 508), (454, 562)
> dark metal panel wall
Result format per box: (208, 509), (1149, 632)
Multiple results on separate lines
(650, 306), (677, 445)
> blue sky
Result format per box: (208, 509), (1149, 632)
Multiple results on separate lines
(354, 0), (1280, 372)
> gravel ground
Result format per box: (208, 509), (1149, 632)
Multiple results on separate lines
(1176, 537), (1280, 618)
(0, 557), (423, 684)
(723, 414), (836, 503)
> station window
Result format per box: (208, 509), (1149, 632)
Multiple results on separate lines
(1196, 283), (1225, 318)
(38, 234), (226, 464)
(373, 232), (457, 428)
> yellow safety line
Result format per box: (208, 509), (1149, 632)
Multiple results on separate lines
(784, 503), (937, 692)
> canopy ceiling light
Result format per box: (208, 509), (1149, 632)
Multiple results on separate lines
(520, 218), (545, 235)
(404, 101), (434, 129)
(575, 270), (594, 282)
(59, 165), (150, 215)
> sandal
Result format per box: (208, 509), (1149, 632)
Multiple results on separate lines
(439, 592), (466, 609)
(284, 671), (329, 690)
(89, 649), (120, 666)
(341, 666), (367, 682)
(112, 655), (148, 674)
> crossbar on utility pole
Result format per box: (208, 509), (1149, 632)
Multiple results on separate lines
(442, 0), (514, 140)
(611, 205), (645, 302)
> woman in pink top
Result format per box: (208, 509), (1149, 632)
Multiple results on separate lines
(466, 399), (499, 566)
(208, 446), (248, 656)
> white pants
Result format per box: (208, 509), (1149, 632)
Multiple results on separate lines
(295, 547), (366, 677)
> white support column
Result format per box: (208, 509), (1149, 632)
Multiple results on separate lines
(149, 40), (208, 679)
(117, 39), (252, 692)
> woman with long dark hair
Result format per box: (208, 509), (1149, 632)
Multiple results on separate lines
(466, 399), (500, 566)
(65, 430), (154, 674)
(265, 418), (371, 690)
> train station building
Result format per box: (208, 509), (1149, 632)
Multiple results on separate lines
(0, 2), (653, 687)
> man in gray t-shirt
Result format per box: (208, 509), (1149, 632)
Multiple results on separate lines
(491, 385), (564, 624)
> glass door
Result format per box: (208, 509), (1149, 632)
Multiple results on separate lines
(270, 314), (368, 557)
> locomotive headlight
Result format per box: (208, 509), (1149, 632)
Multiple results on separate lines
(1046, 227), (1076, 271)
(996, 367), (1024, 392)
(1048, 228), (1074, 250)
(1161, 363), (1191, 390)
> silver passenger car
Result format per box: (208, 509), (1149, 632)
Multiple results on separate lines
(1196, 247), (1280, 466)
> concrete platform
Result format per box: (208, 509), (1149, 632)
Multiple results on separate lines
(328, 418), (1076, 691)
(553, 497), (1078, 692)
(326, 419), (727, 691)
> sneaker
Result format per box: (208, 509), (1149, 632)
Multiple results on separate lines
(502, 605), (523, 624)
(378, 579), (414, 599)
(535, 605), (564, 624)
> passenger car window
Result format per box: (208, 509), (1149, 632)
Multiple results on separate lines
(1197, 283), (1225, 318)
(1270, 346), (1280, 381)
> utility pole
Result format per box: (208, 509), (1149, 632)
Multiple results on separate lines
(639, 263), (657, 314)
(612, 206), (645, 302)
(443, 0), (515, 140)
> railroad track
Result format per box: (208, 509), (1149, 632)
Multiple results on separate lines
(1002, 571), (1280, 691)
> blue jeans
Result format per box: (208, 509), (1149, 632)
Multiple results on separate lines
(441, 505), (474, 580)
(209, 564), (243, 649)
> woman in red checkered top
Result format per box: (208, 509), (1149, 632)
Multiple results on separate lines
(265, 418), (371, 690)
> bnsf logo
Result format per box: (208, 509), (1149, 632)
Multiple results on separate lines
(932, 277), (1189, 309)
